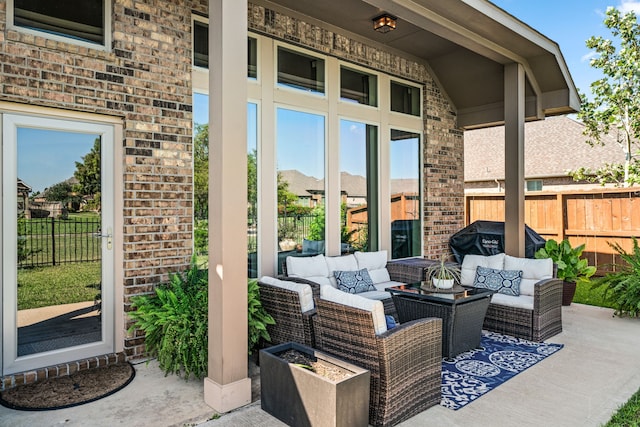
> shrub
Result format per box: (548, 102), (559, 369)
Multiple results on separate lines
(129, 261), (275, 379)
(129, 258), (208, 380)
(248, 278), (275, 354)
(591, 238), (640, 317)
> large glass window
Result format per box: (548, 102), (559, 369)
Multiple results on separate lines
(340, 67), (378, 107)
(12, 0), (106, 46)
(390, 130), (421, 259)
(340, 120), (378, 253)
(276, 108), (325, 271)
(391, 81), (421, 116)
(277, 47), (325, 94)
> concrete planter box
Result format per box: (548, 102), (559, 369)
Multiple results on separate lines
(260, 342), (370, 427)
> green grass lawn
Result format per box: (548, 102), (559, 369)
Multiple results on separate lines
(572, 280), (616, 309)
(17, 262), (101, 310)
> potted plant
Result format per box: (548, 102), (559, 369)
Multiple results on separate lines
(425, 255), (461, 289)
(534, 239), (597, 305)
(260, 342), (370, 427)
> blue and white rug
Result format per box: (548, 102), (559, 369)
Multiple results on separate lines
(441, 331), (563, 410)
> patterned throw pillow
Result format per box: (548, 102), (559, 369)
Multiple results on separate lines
(334, 269), (376, 294)
(473, 266), (523, 296)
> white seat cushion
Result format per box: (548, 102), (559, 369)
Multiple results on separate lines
(490, 293), (534, 310)
(287, 254), (329, 279)
(326, 254), (358, 287)
(321, 284), (387, 335)
(460, 253), (506, 286)
(354, 251), (390, 284)
(260, 276), (314, 313)
(503, 255), (553, 296)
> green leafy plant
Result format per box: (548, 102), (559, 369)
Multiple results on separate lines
(130, 264), (275, 379)
(128, 258), (208, 380)
(248, 278), (275, 354)
(591, 238), (640, 317)
(534, 239), (596, 284)
(425, 255), (461, 283)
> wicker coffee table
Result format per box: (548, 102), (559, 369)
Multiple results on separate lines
(386, 284), (494, 359)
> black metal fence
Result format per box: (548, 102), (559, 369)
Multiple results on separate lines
(18, 217), (102, 268)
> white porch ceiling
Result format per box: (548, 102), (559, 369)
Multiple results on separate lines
(265, 0), (579, 129)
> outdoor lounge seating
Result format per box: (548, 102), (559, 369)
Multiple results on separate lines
(257, 276), (320, 347)
(314, 285), (442, 427)
(460, 253), (563, 341)
(282, 250), (403, 319)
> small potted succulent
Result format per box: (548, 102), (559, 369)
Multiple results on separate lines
(425, 255), (461, 289)
(534, 239), (597, 305)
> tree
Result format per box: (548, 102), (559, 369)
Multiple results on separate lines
(193, 123), (209, 220)
(578, 7), (640, 187)
(74, 138), (101, 195)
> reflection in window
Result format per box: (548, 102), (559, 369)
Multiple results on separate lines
(276, 109), (325, 272)
(277, 47), (325, 94)
(247, 103), (258, 278)
(340, 120), (378, 253)
(13, 0), (106, 45)
(340, 67), (377, 107)
(390, 130), (421, 259)
(390, 81), (421, 116)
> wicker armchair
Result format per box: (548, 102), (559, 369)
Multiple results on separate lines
(257, 276), (320, 348)
(483, 276), (563, 342)
(314, 297), (442, 427)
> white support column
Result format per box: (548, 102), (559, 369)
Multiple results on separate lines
(504, 63), (526, 257)
(204, 0), (251, 412)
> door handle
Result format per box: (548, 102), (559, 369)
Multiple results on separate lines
(94, 227), (113, 250)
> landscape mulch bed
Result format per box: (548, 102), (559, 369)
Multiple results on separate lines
(0, 362), (135, 411)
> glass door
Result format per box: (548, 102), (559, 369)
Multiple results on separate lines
(2, 114), (114, 375)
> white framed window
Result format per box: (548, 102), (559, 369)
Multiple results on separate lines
(276, 44), (326, 95)
(192, 17), (259, 81)
(8, 0), (111, 49)
(390, 79), (422, 117)
(340, 65), (378, 107)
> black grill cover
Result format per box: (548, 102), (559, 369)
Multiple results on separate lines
(449, 220), (546, 264)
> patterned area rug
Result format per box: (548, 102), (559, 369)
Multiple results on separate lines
(441, 331), (563, 410)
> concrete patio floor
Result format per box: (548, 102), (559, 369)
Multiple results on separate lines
(0, 303), (638, 427)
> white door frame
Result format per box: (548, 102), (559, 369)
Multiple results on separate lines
(1, 113), (116, 375)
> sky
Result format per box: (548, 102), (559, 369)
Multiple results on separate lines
(490, 0), (640, 97)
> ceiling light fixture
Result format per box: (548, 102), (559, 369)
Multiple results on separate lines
(372, 13), (397, 33)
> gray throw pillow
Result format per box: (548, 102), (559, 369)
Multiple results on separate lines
(334, 268), (376, 294)
(473, 266), (522, 296)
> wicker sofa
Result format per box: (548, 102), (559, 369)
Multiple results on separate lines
(460, 253), (563, 342)
(315, 285), (442, 427)
(283, 250), (404, 319)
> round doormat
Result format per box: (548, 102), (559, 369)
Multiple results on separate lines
(0, 362), (135, 411)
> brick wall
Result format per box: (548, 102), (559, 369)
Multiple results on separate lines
(0, 0), (197, 358)
(248, 2), (465, 258)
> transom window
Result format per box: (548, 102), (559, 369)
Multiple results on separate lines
(277, 46), (325, 94)
(12, 0), (107, 46)
(390, 80), (421, 116)
(340, 66), (378, 107)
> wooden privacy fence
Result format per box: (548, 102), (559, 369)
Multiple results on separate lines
(465, 188), (640, 273)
